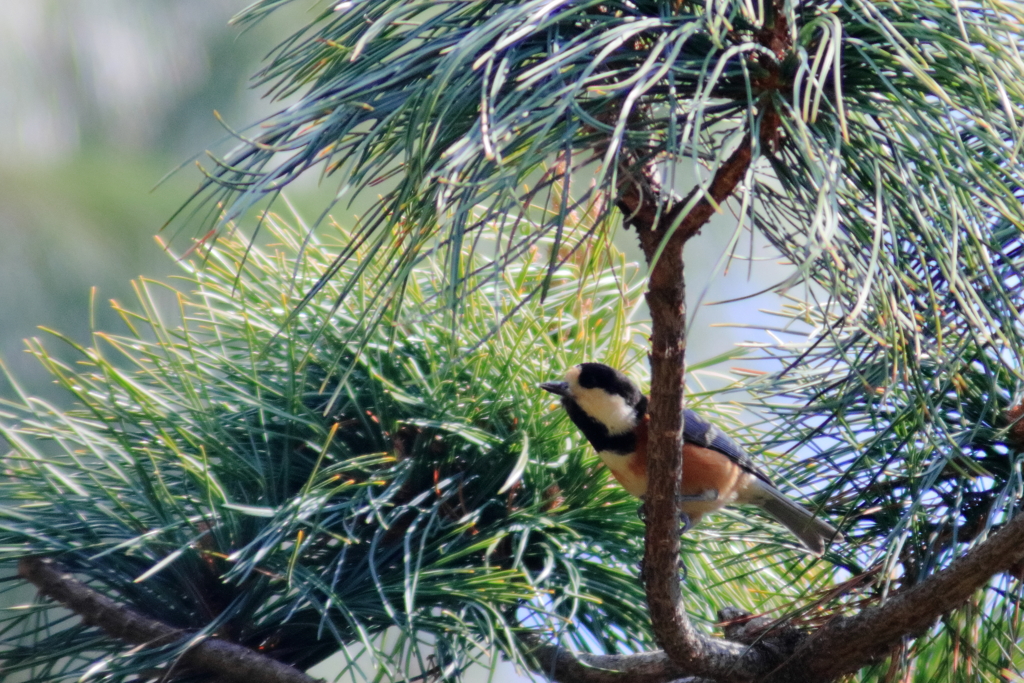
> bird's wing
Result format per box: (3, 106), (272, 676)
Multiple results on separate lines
(683, 409), (774, 486)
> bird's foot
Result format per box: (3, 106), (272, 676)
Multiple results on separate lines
(639, 490), (717, 523)
(676, 490), (717, 534)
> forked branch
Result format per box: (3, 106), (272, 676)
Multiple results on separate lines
(523, 512), (1024, 683)
(525, 1), (1024, 680)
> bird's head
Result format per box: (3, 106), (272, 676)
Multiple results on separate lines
(541, 363), (647, 436)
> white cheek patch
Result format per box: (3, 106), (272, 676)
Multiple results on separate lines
(573, 387), (637, 435)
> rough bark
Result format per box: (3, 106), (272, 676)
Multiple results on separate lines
(770, 511), (1024, 682)
(623, 134), (759, 680)
(523, 503), (1024, 683)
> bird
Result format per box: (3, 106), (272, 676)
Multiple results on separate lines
(540, 362), (841, 555)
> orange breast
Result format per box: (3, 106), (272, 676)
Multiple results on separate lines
(595, 417), (649, 496)
(604, 464), (647, 497)
(595, 416), (749, 518)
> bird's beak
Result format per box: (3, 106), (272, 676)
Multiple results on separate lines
(540, 381), (570, 397)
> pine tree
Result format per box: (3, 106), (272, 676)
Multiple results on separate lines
(5, 0), (1024, 681)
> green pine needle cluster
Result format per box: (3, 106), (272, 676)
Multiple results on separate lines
(0, 210), (638, 679)
(184, 0), (1024, 357)
(741, 296), (1024, 680)
(0, 212), (829, 682)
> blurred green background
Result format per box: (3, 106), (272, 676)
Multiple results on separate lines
(0, 0), (313, 399)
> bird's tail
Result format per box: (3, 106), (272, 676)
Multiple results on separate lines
(748, 482), (842, 555)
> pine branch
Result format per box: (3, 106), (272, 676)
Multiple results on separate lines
(523, 634), (692, 683)
(613, 132), (778, 680)
(18, 557), (322, 683)
(774, 511), (1024, 681)
(523, 510), (1024, 683)
(626, 131), (760, 679)
(615, 6), (787, 677)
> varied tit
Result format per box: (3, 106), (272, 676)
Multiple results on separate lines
(541, 363), (842, 555)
